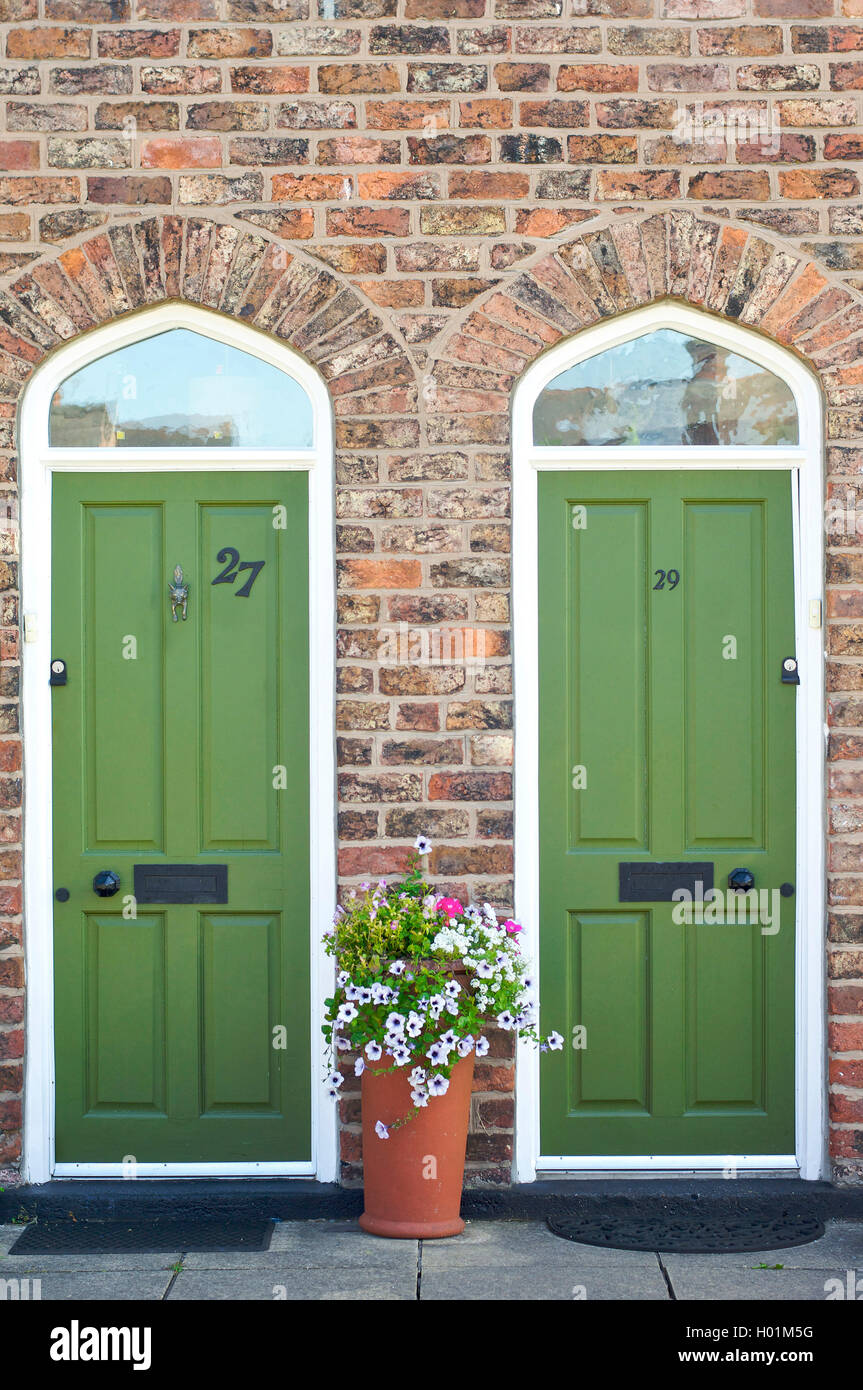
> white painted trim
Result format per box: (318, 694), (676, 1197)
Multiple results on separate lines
(53, 1162), (315, 1178)
(538, 1155), (799, 1173)
(20, 303), (337, 1184)
(512, 301), (827, 1184)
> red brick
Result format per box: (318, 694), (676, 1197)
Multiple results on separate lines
(140, 137), (221, 168)
(327, 208), (411, 236)
(0, 142), (39, 171)
(338, 559), (422, 588)
(272, 173), (348, 201)
(6, 27), (90, 58)
(558, 64), (639, 91)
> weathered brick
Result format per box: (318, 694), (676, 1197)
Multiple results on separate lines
(96, 101), (179, 131)
(140, 66), (222, 95)
(6, 27), (90, 59)
(98, 29), (181, 58)
(559, 64), (640, 91)
(459, 98), (514, 127)
(320, 63), (400, 93)
(408, 63), (488, 92)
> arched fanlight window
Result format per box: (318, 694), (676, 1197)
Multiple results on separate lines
(49, 327), (314, 448)
(532, 327), (799, 448)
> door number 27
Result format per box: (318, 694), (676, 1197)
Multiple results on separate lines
(212, 547), (266, 598)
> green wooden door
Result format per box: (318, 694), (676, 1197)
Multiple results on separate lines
(52, 472), (311, 1164)
(539, 471), (796, 1158)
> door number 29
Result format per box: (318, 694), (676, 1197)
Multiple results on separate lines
(653, 568), (680, 590)
(212, 547), (266, 598)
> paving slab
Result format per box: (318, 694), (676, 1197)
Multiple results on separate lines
(420, 1260), (669, 1300)
(183, 1233), (419, 1272)
(423, 1218), (660, 1268)
(3, 1272), (174, 1300)
(660, 1220), (863, 1271)
(167, 1267), (415, 1300)
(267, 1218), (418, 1265)
(662, 1262), (854, 1302)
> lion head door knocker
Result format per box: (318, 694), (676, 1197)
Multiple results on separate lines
(169, 564), (189, 622)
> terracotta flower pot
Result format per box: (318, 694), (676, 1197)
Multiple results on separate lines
(359, 1053), (475, 1239)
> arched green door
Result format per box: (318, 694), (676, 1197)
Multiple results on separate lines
(51, 471), (311, 1164)
(538, 470), (797, 1159)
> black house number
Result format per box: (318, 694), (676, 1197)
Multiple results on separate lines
(212, 547), (266, 598)
(653, 568), (680, 590)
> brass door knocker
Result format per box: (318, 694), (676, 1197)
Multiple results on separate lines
(170, 564), (189, 622)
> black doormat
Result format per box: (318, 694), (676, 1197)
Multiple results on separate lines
(8, 1219), (274, 1254)
(547, 1212), (825, 1254)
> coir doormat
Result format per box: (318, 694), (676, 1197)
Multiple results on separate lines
(547, 1212), (825, 1254)
(8, 1219), (274, 1254)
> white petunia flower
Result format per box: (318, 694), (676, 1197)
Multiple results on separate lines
(365, 1040), (383, 1060)
(475, 1036), (490, 1057)
(375, 1120), (389, 1140)
(354, 1057), (365, 1077)
(547, 1031), (564, 1051)
(427, 1073), (449, 1097)
(414, 835), (432, 855)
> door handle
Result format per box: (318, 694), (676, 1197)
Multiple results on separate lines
(93, 870), (121, 897)
(728, 867), (755, 892)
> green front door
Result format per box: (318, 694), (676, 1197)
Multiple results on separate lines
(52, 472), (311, 1164)
(539, 471), (797, 1158)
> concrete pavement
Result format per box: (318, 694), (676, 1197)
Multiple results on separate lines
(1, 1217), (861, 1301)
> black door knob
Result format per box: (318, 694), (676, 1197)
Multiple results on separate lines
(93, 870), (121, 898)
(728, 867), (755, 892)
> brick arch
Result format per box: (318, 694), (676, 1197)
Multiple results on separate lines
(425, 209), (863, 450)
(420, 207), (863, 1183)
(1, 213), (421, 459)
(0, 212), (427, 1174)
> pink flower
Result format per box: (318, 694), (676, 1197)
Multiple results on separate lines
(502, 920), (523, 936)
(436, 896), (464, 919)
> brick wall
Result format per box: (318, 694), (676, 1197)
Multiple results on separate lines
(0, 0), (861, 1184)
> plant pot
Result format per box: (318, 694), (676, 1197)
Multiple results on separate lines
(358, 1053), (474, 1239)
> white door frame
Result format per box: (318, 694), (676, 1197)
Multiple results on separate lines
(20, 302), (338, 1182)
(512, 301), (827, 1182)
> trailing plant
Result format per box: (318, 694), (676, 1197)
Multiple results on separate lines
(322, 837), (562, 1136)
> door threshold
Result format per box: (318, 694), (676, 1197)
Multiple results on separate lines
(537, 1167), (802, 1181)
(52, 1163), (317, 1179)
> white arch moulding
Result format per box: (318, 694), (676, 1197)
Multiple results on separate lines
(20, 301), (338, 1183)
(511, 300), (826, 1183)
